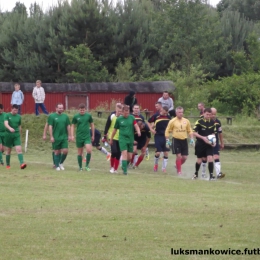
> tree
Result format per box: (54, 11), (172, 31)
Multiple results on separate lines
(64, 44), (110, 82)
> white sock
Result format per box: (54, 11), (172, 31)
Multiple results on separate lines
(162, 158), (168, 169)
(100, 147), (108, 155)
(133, 154), (138, 165)
(215, 162), (221, 175)
(154, 156), (159, 165)
(119, 155), (122, 166)
(201, 162), (207, 174)
(146, 147), (149, 155)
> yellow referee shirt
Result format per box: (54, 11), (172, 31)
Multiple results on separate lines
(165, 117), (192, 140)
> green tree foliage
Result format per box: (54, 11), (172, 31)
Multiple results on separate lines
(217, 0), (260, 22)
(64, 44), (110, 82)
(114, 58), (136, 82)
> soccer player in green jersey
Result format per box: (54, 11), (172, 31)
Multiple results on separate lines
(110, 105), (141, 175)
(71, 103), (94, 171)
(0, 104), (6, 165)
(4, 104), (26, 169)
(48, 103), (71, 171)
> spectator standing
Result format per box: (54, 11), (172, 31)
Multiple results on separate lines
(158, 91), (175, 117)
(32, 80), (49, 116)
(11, 83), (24, 115)
(124, 91), (137, 113)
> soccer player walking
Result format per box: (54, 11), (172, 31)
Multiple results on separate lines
(4, 104), (27, 169)
(48, 103), (71, 171)
(192, 108), (217, 180)
(148, 106), (171, 172)
(211, 108), (225, 179)
(71, 103), (94, 171)
(110, 105), (141, 175)
(0, 104), (6, 165)
(165, 106), (194, 175)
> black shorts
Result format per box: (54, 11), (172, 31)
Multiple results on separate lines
(172, 138), (188, 156)
(213, 143), (220, 155)
(92, 134), (101, 147)
(154, 135), (169, 152)
(111, 140), (120, 154)
(195, 141), (213, 158)
(134, 137), (146, 150)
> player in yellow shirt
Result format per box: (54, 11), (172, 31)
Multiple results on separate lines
(165, 106), (194, 175)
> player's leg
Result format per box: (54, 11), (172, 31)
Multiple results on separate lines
(85, 143), (92, 171)
(77, 147), (83, 170)
(121, 150), (128, 174)
(153, 135), (161, 172)
(206, 146), (215, 180)
(13, 134), (26, 169)
(162, 151), (169, 173)
(5, 147), (12, 169)
(135, 146), (146, 168)
(59, 139), (69, 170)
(0, 141), (4, 165)
(130, 143), (138, 167)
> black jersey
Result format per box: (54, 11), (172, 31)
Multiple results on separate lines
(213, 118), (222, 144)
(193, 118), (217, 142)
(132, 113), (145, 122)
(148, 113), (171, 135)
(134, 123), (151, 140)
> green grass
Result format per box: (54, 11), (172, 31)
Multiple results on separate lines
(1, 146), (260, 259)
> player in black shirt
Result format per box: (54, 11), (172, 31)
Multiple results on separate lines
(192, 107), (217, 180)
(148, 106), (171, 173)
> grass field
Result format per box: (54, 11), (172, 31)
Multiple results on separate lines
(1, 142), (260, 259)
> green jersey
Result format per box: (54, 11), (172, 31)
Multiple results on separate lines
(48, 113), (70, 141)
(114, 115), (136, 142)
(0, 112), (6, 135)
(4, 112), (21, 135)
(72, 113), (93, 140)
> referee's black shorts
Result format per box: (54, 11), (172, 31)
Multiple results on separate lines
(195, 141), (213, 158)
(173, 138), (188, 156)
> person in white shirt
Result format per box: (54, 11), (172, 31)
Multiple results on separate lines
(158, 91), (175, 117)
(11, 83), (24, 115)
(32, 80), (49, 116)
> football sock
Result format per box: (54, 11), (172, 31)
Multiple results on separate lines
(154, 155), (159, 165)
(0, 151), (3, 163)
(110, 157), (115, 168)
(163, 156), (168, 169)
(6, 154), (10, 166)
(122, 160), (127, 173)
(176, 158), (182, 172)
(60, 153), (67, 164)
(195, 162), (200, 172)
(201, 160), (207, 174)
(131, 154), (135, 164)
(114, 159), (120, 170)
(52, 151), (55, 165)
(214, 159), (221, 175)
(18, 154), (24, 164)
(133, 154), (138, 165)
(54, 154), (61, 167)
(100, 147), (108, 155)
(135, 155), (144, 167)
(86, 153), (91, 167)
(77, 155), (82, 168)
(208, 162), (214, 175)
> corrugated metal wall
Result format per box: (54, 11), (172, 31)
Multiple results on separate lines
(1, 92), (164, 114)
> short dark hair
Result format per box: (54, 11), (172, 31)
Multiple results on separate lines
(155, 102), (162, 106)
(204, 107), (211, 113)
(0, 104), (3, 109)
(12, 104), (19, 109)
(162, 106), (169, 112)
(78, 103), (86, 109)
(122, 105), (130, 111)
(163, 91), (169, 94)
(56, 103), (63, 108)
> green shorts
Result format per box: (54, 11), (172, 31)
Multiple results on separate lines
(52, 139), (68, 150)
(76, 137), (91, 148)
(4, 133), (21, 148)
(119, 140), (133, 153)
(0, 133), (5, 145)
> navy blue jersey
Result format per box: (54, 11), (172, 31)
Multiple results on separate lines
(148, 113), (171, 135)
(193, 118), (217, 143)
(89, 128), (101, 139)
(132, 113), (145, 122)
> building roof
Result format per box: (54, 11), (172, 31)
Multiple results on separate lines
(0, 81), (175, 93)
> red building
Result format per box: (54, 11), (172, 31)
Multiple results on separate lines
(0, 81), (175, 114)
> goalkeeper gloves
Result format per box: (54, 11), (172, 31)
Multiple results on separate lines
(166, 139), (172, 146)
(102, 135), (107, 143)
